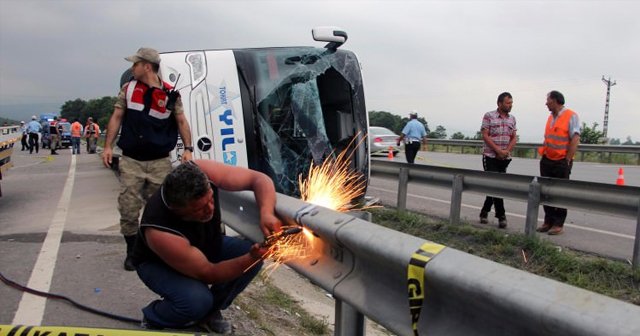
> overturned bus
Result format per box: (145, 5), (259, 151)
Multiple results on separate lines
(122, 27), (369, 197)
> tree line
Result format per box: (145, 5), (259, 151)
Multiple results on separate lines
(59, 96), (117, 128)
(368, 111), (638, 145)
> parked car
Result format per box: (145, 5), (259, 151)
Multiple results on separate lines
(369, 126), (403, 155)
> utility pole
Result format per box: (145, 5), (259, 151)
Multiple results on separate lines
(601, 75), (616, 140)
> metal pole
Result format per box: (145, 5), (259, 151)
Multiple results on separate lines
(525, 177), (541, 237)
(632, 198), (640, 270)
(449, 174), (463, 225)
(334, 299), (365, 336)
(397, 167), (409, 212)
(601, 76), (617, 140)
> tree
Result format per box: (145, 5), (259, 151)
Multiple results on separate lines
(580, 122), (605, 144)
(622, 136), (636, 145)
(60, 98), (87, 121)
(427, 125), (447, 139)
(59, 96), (117, 126)
(368, 111), (403, 134)
(451, 132), (465, 140)
(368, 110), (429, 135)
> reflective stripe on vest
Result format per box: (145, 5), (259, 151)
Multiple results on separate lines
(125, 80), (171, 120)
(539, 109), (575, 160)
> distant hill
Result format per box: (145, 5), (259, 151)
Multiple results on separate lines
(0, 102), (61, 122)
(1, 117), (20, 126)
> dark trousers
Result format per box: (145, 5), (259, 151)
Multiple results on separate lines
(136, 236), (262, 328)
(28, 133), (39, 153)
(405, 142), (421, 164)
(540, 156), (572, 227)
(480, 156), (512, 218)
(21, 134), (29, 150)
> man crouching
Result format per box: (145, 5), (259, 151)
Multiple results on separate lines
(131, 159), (282, 334)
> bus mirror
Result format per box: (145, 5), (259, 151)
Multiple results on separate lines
(312, 26), (348, 50)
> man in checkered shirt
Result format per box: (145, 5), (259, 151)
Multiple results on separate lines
(479, 92), (517, 228)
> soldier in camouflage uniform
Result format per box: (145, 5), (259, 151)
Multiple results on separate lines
(102, 47), (193, 271)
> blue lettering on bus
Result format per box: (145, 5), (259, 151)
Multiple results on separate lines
(218, 108), (237, 165)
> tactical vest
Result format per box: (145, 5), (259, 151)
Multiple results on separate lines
(117, 80), (179, 161)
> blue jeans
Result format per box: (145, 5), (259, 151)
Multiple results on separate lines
(136, 236), (262, 328)
(71, 137), (81, 154)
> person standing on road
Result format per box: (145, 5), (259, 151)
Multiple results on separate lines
(49, 116), (60, 155)
(26, 116), (42, 154)
(102, 47), (193, 271)
(84, 117), (100, 154)
(20, 121), (29, 151)
(132, 160), (281, 333)
(479, 92), (517, 228)
(70, 118), (83, 155)
(397, 111), (428, 164)
(536, 90), (581, 236)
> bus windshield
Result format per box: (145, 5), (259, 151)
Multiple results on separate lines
(235, 47), (367, 196)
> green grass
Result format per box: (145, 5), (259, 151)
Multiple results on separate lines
(262, 282), (329, 335)
(238, 277), (329, 335)
(370, 208), (640, 305)
(426, 144), (639, 164)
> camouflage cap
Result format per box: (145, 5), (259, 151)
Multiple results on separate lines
(125, 47), (161, 64)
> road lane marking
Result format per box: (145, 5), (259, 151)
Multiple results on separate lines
(12, 154), (77, 325)
(368, 185), (635, 240)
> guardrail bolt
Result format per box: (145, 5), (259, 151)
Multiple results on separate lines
(310, 259), (319, 266)
(334, 218), (344, 225)
(333, 271), (342, 279)
(310, 210), (319, 216)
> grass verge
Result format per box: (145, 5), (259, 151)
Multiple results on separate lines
(369, 207), (640, 305)
(236, 277), (329, 335)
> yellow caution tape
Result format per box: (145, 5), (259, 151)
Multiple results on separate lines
(0, 324), (201, 336)
(407, 242), (445, 336)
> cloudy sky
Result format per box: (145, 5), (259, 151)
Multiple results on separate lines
(1, 0), (638, 142)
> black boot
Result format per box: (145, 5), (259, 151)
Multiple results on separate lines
(123, 235), (137, 271)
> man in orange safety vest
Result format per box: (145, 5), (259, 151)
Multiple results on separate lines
(536, 90), (581, 236)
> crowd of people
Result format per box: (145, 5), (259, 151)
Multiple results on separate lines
(19, 116), (100, 155)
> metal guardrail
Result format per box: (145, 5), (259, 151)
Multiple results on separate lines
(219, 190), (640, 336)
(426, 139), (640, 164)
(370, 160), (640, 269)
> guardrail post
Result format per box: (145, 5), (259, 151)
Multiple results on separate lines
(633, 198), (640, 270)
(335, 299), (365, 336)
(397, 167), (409, 212)
(525, 177), (541, 237)
(449, 174), (463, 225)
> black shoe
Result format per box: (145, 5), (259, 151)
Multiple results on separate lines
(198, 310), (231, 334)
(479, 214), (488, 224)
(124, 256), (135, 271)
(51, 152), (59, 155)
(498, 217), (507, 229)
(141, 317), (163, 330)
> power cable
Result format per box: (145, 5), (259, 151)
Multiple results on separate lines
(0, 271), (141, 324)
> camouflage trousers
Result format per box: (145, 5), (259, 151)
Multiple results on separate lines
(118, 155), (172, 236)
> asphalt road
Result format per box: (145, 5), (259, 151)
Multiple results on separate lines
(0, 149), (149, 330)
(368, 151), (639, 262)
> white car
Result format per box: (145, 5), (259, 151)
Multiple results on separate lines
(369, 126), (403, 155)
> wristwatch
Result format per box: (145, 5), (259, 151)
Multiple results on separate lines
(184, 146), (194, 152)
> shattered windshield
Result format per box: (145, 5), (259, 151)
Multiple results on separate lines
(235, 47), (367, 196)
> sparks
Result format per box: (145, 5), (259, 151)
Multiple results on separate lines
(299, 134), (367, 212)
(251, 133), (372, 276)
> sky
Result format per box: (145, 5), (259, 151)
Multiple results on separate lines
(1, 0), (638, 142)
